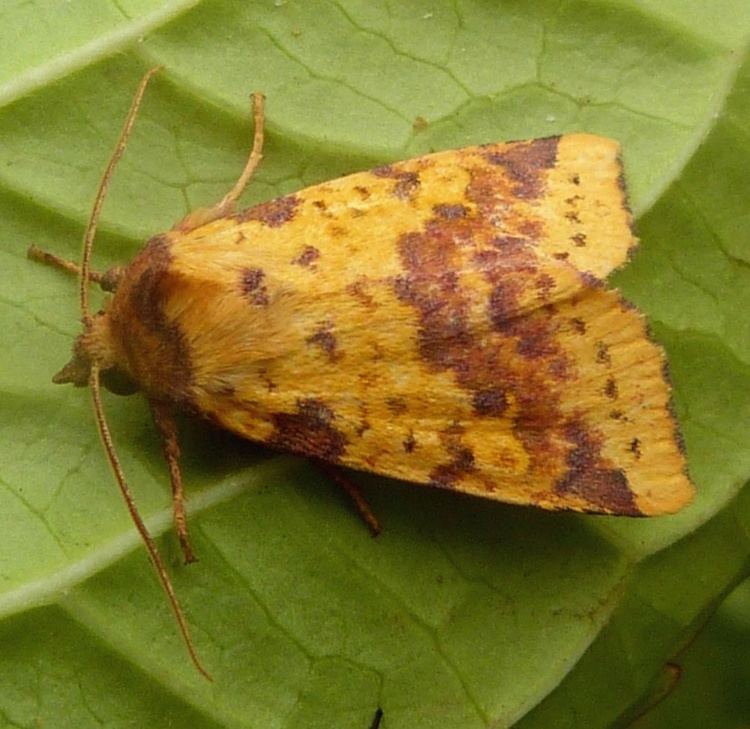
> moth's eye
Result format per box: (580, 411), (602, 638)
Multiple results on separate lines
(100, 266), (125, 293)
(100, 367), (138, 396)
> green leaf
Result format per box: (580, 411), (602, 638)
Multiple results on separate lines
(629, 577), (750, 729)
(0, 2), (748, 727)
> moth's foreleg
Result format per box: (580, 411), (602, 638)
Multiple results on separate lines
(174, 91), (266, 232)
(150, 400), (196, 564)
(27, 244), (124, 292)
(315, 460), (382, 537)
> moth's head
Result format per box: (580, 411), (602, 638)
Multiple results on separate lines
(53, 311), (138, 396)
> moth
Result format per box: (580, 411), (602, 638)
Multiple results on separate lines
(31, 68), (693, 677)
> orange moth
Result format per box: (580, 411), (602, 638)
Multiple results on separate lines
(31, 68), (693, 676)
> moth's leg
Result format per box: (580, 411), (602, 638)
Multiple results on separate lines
(149, 399), (196, 564)
(315, 460), (382, 537)
(174, 92), (266, 233)
(27, 245), (123, 291)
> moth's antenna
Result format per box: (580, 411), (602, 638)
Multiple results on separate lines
(80, 67), (211, 679)
(79, 65), (162, 322)
(90, 363), (212, 681)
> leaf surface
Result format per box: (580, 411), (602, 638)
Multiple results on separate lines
(0, 2), (748, 727)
